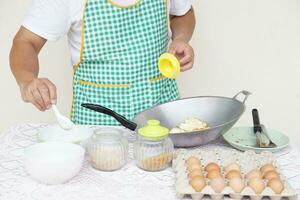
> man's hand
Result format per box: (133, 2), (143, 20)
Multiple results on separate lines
(168, 38), (194, 72)
(169, 7), (195, 72)
(10, 26), (51, 111)
(20, 78), (57, 111)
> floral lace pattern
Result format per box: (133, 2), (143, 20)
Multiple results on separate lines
(0, 124), (299, 200)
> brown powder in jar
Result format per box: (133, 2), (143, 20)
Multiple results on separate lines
(139, 153), (173, 171)
(89, 149), (125, 171)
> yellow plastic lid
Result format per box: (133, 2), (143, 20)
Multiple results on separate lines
(138, 120), (169, 141)
(158, 53), (180, 79)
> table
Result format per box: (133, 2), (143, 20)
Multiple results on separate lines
(0, 124), (299, 200)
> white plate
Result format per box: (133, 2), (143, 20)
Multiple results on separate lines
(223, 127), (290, 153)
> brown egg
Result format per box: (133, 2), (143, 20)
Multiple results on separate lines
(260, 163), (276, 174)
(188, 169), (203, 180)
(264, 170), (280, 181)
(210, 177), (226, 193)
(205, 162), (221, 173)
(187, 163), (202, 172)
(267, 178), (284, 194)
(225, 163), (241, 174)
(229, 177), (245, 193)
(226, 170), (242, 180)
(207, 169), (222, 180)
(246, 169), (262, 180)
(190, 176), (206, 192)
(186, 156), (201, 166)
(248, 177), (265, 194)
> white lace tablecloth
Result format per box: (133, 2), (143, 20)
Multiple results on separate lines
(0, 124), (299, 200)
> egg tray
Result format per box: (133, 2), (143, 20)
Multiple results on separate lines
(173, 148), (297, 200)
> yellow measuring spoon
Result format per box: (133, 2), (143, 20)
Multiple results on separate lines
(158, 53), (180, 79)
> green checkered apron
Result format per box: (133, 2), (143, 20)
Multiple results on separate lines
(71, 0), (179, 126)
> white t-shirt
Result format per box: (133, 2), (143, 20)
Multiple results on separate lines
(23, 0), (192, 66)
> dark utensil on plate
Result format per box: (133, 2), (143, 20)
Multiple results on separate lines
(252, 109), (276, 148)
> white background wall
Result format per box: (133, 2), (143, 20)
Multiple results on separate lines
(1, 0), (300, 148)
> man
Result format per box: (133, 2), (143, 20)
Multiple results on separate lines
(10, 0), (195, 125)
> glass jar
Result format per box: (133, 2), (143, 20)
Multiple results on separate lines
(87, 128), (128, 171)
(134, 120), (174, 171)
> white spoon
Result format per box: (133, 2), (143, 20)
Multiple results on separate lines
(52, 105), (74, 130)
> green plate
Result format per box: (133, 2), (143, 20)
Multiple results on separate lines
(223, 127), (290, 153)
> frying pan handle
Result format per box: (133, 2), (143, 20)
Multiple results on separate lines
(81, 103), (137, 131)
(233, 90), (252, 104)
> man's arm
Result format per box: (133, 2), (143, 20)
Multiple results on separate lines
(10, 26), (57, 111)
(170, 8), (196, 43)
(169, 8), (196, 71)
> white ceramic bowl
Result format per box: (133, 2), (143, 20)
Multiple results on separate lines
(38, 124), (93, 146)
(24, 142), (85, 185)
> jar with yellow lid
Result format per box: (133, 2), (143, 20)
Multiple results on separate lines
(134, 120), (174, 171)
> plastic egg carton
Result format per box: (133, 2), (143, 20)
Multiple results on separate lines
(173, 149), (297, 200)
